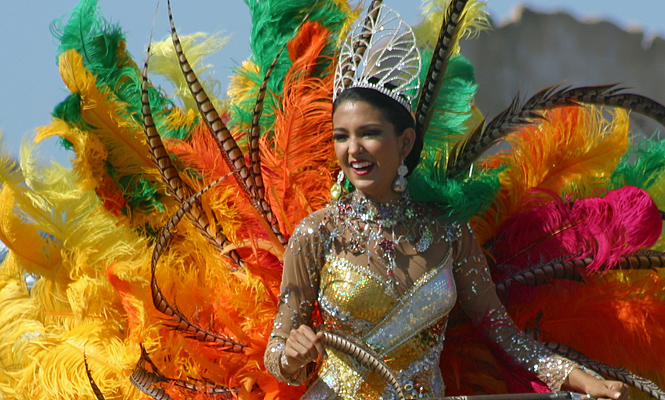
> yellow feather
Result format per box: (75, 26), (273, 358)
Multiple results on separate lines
(647, 168), (665, 210)
(149, 32), (230, 113)
(34, 49), (175, 230)
(0, 187), (62, 279)
(649, 172), (665, 251)
(227, 60), (261, 109)
(0, 141), (166, 399)
(413, 0), (491, 55)
(54, 49), (153, 169)
(331, 0), (362, 47)
(36, 119), (109, 194)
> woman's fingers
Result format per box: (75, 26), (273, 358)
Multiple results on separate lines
(568, 368), (630, 400)
(588, 380), (630, 400)
(285, 326), (325, 366)
(606, 381), (630, 400)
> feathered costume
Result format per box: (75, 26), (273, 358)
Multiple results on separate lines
(0, 0), (664, 399)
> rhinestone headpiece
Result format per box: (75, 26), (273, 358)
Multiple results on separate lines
(333, 4), (421, 113)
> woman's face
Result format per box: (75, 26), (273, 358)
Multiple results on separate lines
(332, 100), (415, 203)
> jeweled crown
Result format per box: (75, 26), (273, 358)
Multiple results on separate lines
(333, 4), (421, 113)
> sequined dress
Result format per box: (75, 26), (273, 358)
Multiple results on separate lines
(265, 191), (578, 399)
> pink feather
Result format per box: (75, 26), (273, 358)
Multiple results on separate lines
(492, 186), (661, 275)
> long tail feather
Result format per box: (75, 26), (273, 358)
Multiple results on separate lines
(150, 174), (246, 352)
(496, 250), (665, 300)
(166, 0), (252, 198)
(167, 0), (289, 247)
(448, 85), (665, 177)
(130, 346), (173, 400)
(415, 0), (469, 137)
(245, 7), (320, 246)
(142, 34), (244, 267)
(336, 0), (384, 95)
(84, 351), (107, 400)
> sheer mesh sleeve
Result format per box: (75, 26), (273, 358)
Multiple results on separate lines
(453, 223), (579, 392)
(264, 212), (327, 385)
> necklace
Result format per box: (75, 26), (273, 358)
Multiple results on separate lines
(333, 191), (435, 284)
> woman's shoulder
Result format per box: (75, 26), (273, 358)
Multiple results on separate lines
(293, 205), (333, 232)
(287, 205), (335, 253)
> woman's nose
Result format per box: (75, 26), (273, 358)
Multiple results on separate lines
(348, 137), (363, 155)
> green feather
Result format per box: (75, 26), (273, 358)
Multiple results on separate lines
(50, 0), (197, 233)
(51, 0), (196, 140)
(410, 54), (500, 221)
(610, 136), (665, 191)
(228, 0), (349, 134)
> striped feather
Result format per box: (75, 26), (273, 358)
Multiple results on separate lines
(495, 257), (589, 300)
(245, 9), (320, 245)
(166, 0), (252, 199)
(129, 346), (173, 400)
(130, 346), (238, 399)
(141, 37), (244, 266)
(448, 85), (665, 177)
(167, 0), (288, 246)
(496, 250), (665, 300)
(336, 0), (384, 95)
(84, 352), (106, 400)
(150, 174), (246, 352)
(322, 330), (405, 400)
(415, 0), (470, 137)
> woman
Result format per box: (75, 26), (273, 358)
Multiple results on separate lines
(264, 86), (630, 399)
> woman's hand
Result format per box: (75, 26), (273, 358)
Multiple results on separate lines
(280, 325), (327, 377)
(566, 368), (630, 400)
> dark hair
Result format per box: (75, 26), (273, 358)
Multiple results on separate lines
(333, 88), (423, 174)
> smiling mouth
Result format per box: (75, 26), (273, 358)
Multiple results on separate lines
(350, 161), (374, 175)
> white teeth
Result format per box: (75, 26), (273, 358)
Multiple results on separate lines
(351, 161), (372, 168)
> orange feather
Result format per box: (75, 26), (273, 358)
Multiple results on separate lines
(474, 106), (630, 244)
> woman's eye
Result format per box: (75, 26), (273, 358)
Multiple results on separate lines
(332, 133), (348, 142)
(363, 130), (381, 137)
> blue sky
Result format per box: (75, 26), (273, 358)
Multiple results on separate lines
(1, 0), (664, 166)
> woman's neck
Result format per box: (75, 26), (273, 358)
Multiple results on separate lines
(355, 189), (403, 204)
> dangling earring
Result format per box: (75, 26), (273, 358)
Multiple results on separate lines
(331, 170), (345, 200)
(392, 160), (408, 193)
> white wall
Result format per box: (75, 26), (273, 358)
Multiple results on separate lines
(462, 7), (665, 137)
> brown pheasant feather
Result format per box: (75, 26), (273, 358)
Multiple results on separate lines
(496, 250), (665, 300)
(415, 0), (470, 137)
(83, 351), (106, 400)
(447, 84), (665, 177)
(245, 5), (319, 245)
(141, 39), (244, 266)
(149, 174), (246, 352)
(167, 0), (290, 246)
(336, 0), (383, 95)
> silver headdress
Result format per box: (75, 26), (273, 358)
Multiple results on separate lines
(333, 4), (421, 113)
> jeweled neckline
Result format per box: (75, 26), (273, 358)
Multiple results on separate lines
(331, 190), (445, 285)
(339, 190), (418, 228)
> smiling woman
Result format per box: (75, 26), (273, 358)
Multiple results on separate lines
(0, 1), (665, 400)
(332, 93), (416, 203)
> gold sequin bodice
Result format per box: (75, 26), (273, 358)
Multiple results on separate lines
(310, 253), (456, 399)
